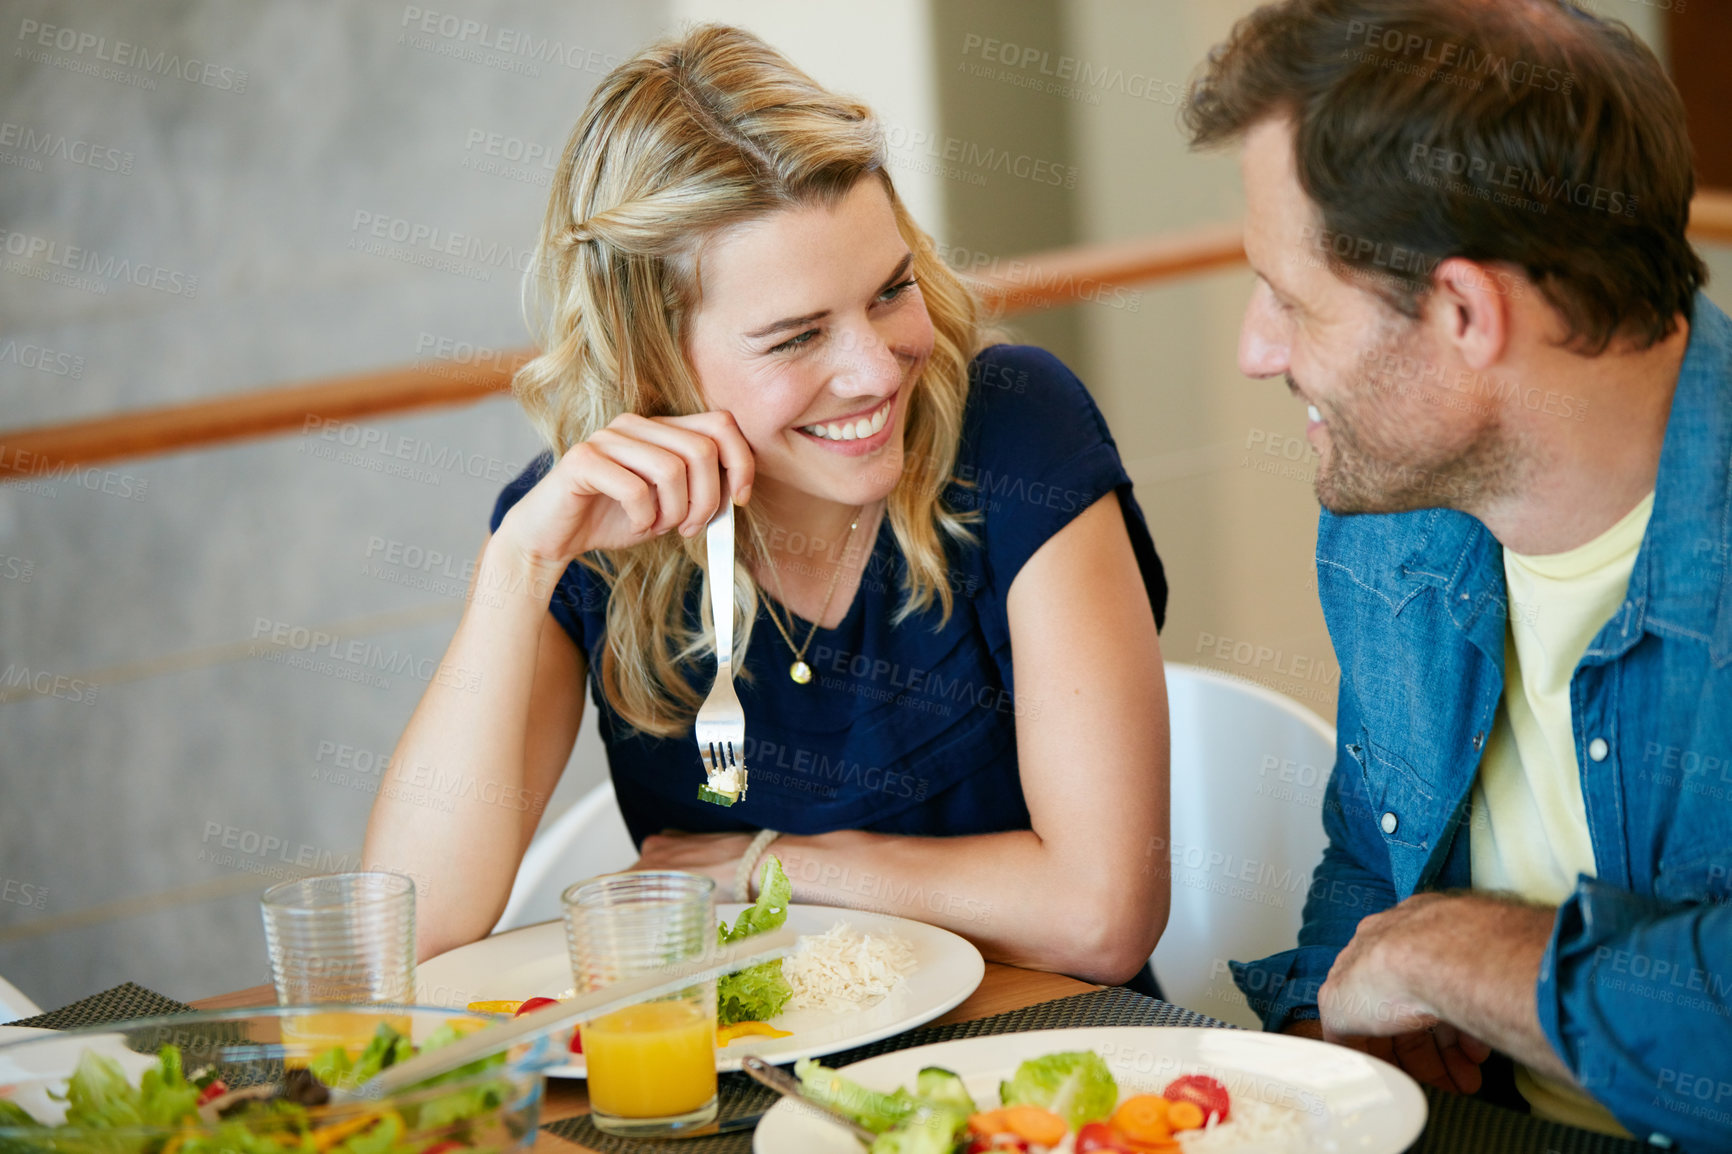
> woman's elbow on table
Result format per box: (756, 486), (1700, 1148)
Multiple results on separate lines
(1040, 885), (1169, 986)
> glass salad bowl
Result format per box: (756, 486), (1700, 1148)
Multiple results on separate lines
(0, 1004), (563, 1154)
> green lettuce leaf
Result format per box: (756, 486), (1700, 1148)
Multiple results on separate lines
(60, 1045), (200, 1133)
(308, 1021), (416, 1091)
(869, 1103), (969, 1154)
(998, 1050), (1118, 1131)
(396, 1021), (512, 1134)
(715, 856), (795, 1026)
(793, 1057), (919, 1134)
(716, 960), (793, 1027)
(60, 1050), (145, 1131)
(135, 1045), (200, 1128)
(719, 856), (791, 943)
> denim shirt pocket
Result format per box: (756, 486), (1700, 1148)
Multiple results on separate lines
(1354, 733), (1438, 894)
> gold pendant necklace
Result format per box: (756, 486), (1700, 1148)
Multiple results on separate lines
(763, 507), (864, 684)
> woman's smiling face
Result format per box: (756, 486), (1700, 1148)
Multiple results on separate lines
(683, 176), (935, 511)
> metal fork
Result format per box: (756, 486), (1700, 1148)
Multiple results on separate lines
(695, 501), (747, 806)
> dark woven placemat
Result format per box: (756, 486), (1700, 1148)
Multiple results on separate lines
(1411, 1086), (1645, 1154)
(5, 982), (196, 1028)
(543, 985), (1646, 1154)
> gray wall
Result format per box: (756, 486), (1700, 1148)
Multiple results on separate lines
(0, 0), (660, 1009)
(929, 0), (1083, 371)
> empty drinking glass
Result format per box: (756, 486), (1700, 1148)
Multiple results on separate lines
(260, 871), (417, 1065)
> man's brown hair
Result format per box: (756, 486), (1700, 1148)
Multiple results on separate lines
(1184, 0), (1707, 353)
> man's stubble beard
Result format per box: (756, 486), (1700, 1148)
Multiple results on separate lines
(1308, 327), (1525, 517)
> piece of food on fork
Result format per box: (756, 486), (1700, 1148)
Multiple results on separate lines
(699, 759), (747, 806)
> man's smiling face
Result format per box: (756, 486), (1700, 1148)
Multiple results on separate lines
(1236, 117), (1511, 514)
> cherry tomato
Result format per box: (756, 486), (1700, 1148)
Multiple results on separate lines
(1162, 1074), (1231, 1124)
(1076, 1120), (1130, 1152)
(510, 997), (580, 1053)
(513, 997), (560, 1016)
(194, 1079), (228, 1107)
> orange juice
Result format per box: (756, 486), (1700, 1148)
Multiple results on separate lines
(582, 999), (716, 1118)
(280, 1010), (412, 1071)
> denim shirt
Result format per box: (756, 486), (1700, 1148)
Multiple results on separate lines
(1232, 294), (1732, 1149)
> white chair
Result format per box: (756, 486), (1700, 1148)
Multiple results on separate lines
(0, 972), (42, 1021)
(1150, 663), (1336, 1028)
(491, 779), (638, 934)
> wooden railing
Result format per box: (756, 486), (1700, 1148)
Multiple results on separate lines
(5, 193), (1731, 481)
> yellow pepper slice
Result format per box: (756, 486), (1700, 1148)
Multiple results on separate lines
(310, 1110), (387, 1151)
(464, 999), (525, 1015)
(716, 1020), (793, 1046)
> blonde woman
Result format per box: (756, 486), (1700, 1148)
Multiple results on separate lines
(364, 24), (1171, 987)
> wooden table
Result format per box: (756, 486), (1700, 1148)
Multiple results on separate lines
(194, 964), (1099, 1152)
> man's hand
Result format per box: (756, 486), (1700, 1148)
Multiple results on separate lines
(1318, 891), (1450, 1035)
(1333, 1025), (1491, 1095)
(1315, 890), (1569, 1085)
(631, 830), (756, 892)
(1283, 1014), (1490, 1094)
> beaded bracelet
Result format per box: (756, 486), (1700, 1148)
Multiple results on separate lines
(733, 828), (782, 902)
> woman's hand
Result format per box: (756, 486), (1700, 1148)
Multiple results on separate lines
(632, 830), (758, 893)
(493, 411), (755, 577)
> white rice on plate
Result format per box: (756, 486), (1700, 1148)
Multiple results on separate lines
(1170, 1095), (1314, 1152)
(781, 920), (918, 1011)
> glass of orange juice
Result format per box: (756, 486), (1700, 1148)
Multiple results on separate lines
(563, 871), (718, 1137)
(260, 872), (417, 1076)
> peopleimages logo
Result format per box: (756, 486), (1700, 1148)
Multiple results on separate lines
(0, 338), (84, 379)
(0, 664), (98, 705)
(959, 33), (1185, 106)
(881, 124), (1078, 190)
(15, 19), (249, 92)
(0, 121), (133, 173)
(398, 6), (624, 76)
(0, 229), (197, 297)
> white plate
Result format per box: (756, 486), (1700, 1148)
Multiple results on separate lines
(0, 1027), (159, 1124)
(755, 1026), (1428, 1153)
(415, 903), (984, 1077)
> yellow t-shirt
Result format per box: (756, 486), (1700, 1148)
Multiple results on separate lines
(1470, 492), (1654, 1137)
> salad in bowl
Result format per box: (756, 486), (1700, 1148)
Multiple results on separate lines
(0, 1004), (560, 1154)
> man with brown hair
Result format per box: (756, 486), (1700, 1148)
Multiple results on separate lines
(1185, 0), (1731, 1145)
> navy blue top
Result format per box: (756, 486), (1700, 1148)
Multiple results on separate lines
(490, 345), (1167, 847)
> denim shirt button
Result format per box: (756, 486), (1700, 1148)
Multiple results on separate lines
(1472, 732), (1485, 751)
(1588, 737), (1610, 762)
(1380, 811), (1399, 835)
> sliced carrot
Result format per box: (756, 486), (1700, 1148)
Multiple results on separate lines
(999, 1105), (1068, 1147)
(967, 1109), (1008, 1135)
(1166, 1100), (1205, 1131)
(1111, 1095), (1173, 1144)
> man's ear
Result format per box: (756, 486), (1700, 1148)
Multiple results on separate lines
(1429, 258), (1511, 372)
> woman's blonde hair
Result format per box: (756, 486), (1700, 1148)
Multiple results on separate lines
(514, 23), (984, 738)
